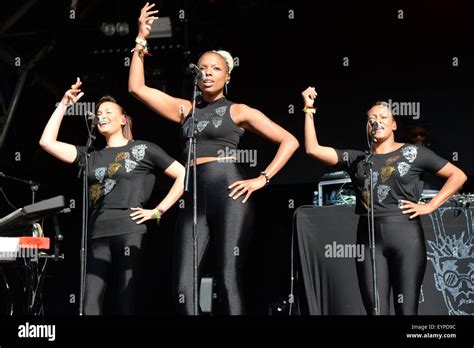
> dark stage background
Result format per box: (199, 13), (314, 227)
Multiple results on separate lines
(0, 0), (473, 315)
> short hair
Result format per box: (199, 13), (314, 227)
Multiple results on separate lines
(199, 50), (234, 74)
(367, 100), (397, 121)
(96, 96), (133, 140)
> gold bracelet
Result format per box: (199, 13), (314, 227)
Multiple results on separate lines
(153, 208), (161, 223)
(303, 107), (317, 114)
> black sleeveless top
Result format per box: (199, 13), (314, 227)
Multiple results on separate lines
(179, 97), (244, 162)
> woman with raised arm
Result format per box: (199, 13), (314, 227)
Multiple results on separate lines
(39, 78), (185, 315)
(129, 3), (299, 315)
(301, 86), (467, 315)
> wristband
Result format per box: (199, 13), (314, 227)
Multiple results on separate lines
(303, 107), (317, 114)
(135, 37), (148, 47)
(260, 171), (270, 187)
(152, 208), (162, 223)
(131, 46), (152, 57)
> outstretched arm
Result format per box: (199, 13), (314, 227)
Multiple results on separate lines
(128, 3), (191, 123)
(301, 86), (338, 166)
(39, 78), (84, 164)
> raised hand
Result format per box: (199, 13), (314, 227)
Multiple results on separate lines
(138, 2), (159, 39)
(61, 77), (84, 107)
(301, 86), (317, 108)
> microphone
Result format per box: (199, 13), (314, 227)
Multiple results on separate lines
(369, 119), (379, 132)
(368, 119), (379, 143)
(188, 63), (205, 80)
(86, 112), (101, 143)
(87, 112), (104, 126)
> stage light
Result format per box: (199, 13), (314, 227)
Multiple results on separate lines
(115, 22), (129, 36)
(100, 22), (115, 36)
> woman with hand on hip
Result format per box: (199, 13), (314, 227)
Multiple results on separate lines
(301, 86), (467, 315)
(40, 78), (185, 314)
(129, 3), (299, 314)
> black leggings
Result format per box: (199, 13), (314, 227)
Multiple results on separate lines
(174, 161), (254, 315)
(356, 215), (426, 315)
(84, 232), (145, 315)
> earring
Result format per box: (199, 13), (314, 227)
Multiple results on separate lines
(225, 83), (228, 95)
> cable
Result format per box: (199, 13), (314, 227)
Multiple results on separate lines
(0, 187), (18, 210)
(366, 120), (372, 149)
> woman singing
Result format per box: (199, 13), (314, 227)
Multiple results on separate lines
(301, 86), (467, 315)
(129, 4), (299, 315)
(39, 79), (185, 314)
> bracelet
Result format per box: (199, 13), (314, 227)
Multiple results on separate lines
(131, 46), (152, 57)
(303, 107), (317, 114)
(260, 171), (270, 187)
(135, 36), (148, 48)
(152, 208), (162, 223)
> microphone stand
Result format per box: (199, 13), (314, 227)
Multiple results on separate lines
(184, 74), (201, 316)
(363, 124), (380, 315)
(0, 172), (39, 204)
(77, 117), (98, 316)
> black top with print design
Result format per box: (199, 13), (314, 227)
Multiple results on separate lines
(180, 97), (244, 162)
(334, 144), (448, 217)
(74, 140), (175, 210)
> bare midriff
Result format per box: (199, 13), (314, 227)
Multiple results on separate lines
(187, 156), (237, 167)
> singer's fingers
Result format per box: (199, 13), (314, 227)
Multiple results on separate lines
(145, 3), (156, 11)
(242, 191), (253, 204)
(145, 16), (159, 22)
(145, 25), (151, 31)
(71, 78), (81, 90)
(136, 217), (147, 224)
(400, 199), (414, 204)
(228, 181), (242, 189)
(232, 187), (247, 200)
(145, 15), (158, 21)
(75, 92), (85, 102)
(228, 184), (244, 197)
(143, 2), (153, 9)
